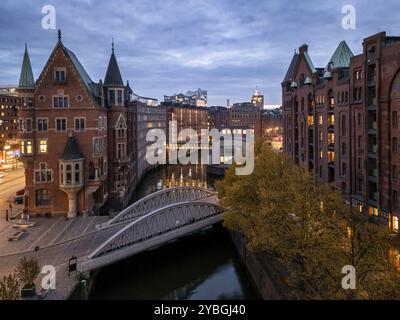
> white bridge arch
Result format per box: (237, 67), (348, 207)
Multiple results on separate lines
(105, 186), (217, 226)
(81, 201), (223, 272)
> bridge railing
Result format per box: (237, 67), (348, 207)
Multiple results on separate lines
(104, 186), (217, 227)
(89, 201), (223, 260)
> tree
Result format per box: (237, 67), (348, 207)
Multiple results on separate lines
(0, 274), (20, 300)
(333, 206), (400, 299)
(217, 141), (400, 299)
(15, 257), (40, 289)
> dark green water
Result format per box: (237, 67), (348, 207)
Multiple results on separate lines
(86, 165), (258, 300)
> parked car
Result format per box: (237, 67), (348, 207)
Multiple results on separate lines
(14, 195), (24, 205)
(8, 230), (27, 241)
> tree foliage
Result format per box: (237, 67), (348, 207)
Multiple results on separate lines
(15, 257), (40, 288)
(0, 274), (20, 300)
(217, 142), (400, 299)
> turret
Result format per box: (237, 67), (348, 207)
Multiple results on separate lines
(104, 40), (125, 107)
(17, 43), (35, 105)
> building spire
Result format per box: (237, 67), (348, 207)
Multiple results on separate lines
(112, 38), (114, 54)
(104, 39), (124, 87)
(18, 43), (35, 88)
(58, 29), (62, 41)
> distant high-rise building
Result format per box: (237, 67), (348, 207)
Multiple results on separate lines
(251, 88), (264, 109)
(164, 88), (207, 107)
(0, 86), (18, 97)
(228, 102), (262, 138)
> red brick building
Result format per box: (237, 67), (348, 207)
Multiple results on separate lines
(17, 33), (139, 217)
(283, 32), (400, 234)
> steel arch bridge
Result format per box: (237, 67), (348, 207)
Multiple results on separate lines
(81, 201), (223, 272)
(105, 186), (217, 226)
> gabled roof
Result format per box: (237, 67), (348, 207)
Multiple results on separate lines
(18, 44), (35, 88)
(60, 136), (84, 161)
(104, 47), (124, 87)
(63, 46), (100, 97)
(326, 41), (354, 69)
(283, 52), (299, 82)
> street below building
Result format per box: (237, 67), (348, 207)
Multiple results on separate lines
(0, 167), (24, 223)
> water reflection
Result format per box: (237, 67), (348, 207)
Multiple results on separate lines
(131, 164), (216, 202)
(88, 227), (257, 300)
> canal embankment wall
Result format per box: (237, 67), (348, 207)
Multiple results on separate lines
(229, 231), (288, 300)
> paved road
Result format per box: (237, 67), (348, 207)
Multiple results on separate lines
(0, 167), (25, 215)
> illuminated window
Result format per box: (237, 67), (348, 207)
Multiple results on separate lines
(328, 115), (335, 126)
(393, 216), (399, 233)
(39, 139), (48, 154)
(328, 151), (335, 162)
(328, 133), (335, 144)
(318, 115), (323, 125)
(21, 140), (33, 155)
(307, 116), (314, 125)
(369, 207), (378, 217)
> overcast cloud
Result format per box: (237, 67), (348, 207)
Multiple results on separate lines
(1, 0), (400, 105)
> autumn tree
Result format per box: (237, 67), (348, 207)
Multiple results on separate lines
(15, 257), (40, 289)
(217, 141), (400, 299)
(0, 274), (20, 300)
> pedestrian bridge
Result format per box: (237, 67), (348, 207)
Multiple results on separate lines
(103, 186), (217, 226)
(80, 187), (223, 272)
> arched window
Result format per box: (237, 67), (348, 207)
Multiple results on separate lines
(36, 189), (51, 207)
(358, 112), (362, 128)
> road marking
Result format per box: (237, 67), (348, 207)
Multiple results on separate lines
(81, 217), (96, 236)
(27, 217), (63, 250)
(50, 219), (75, 245)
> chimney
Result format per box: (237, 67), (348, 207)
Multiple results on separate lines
(299, 43), (308, 54)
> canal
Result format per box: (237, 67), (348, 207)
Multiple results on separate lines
(82, 165), (257, 300)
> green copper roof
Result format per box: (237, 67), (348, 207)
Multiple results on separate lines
(304, 52), (316, 73)
(327, 41), (354, 69)
(18, 44), (35, 88)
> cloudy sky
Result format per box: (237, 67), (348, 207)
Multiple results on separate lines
(1, 0), (400, 106)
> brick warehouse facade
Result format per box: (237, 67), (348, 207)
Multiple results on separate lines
(17, 33), (145, 217)
(282, 31), (400, 234)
